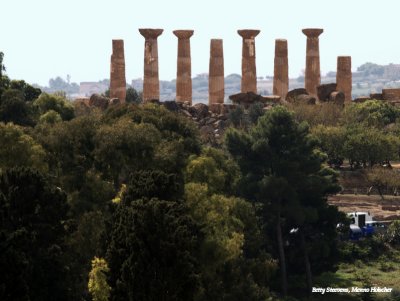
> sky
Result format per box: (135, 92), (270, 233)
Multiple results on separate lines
(1, 0), (400, 86)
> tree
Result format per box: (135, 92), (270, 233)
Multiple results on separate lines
(94, 118), (161, 188)
(0, 89), (34, 126)
(366, 167), (400, 200)
(0, 52), (6, 79)
(185, 147), (240, 195)
(39, 109), (62, 124)
(184, 182), (277, 301)
(9, 79), (41, 102)
(0, 123), (47, 172)
(225, 106), (342, 296)
(343, 99), (400, 128)
(88, 257), (111, 301)
(343, 126), (399, 167)
(312, 125), (346, 167)
(107, 198), (201, 301)
(0, 168), (69, 300)
(125, 87), (142, 104)
(34, 92), (75, 121)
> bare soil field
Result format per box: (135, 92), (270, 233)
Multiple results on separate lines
(328, 194), (400, 222)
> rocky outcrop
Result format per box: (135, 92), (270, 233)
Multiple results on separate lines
(286, 88), (308, 102)
(89, 94), (109, 110)
(317, 83), (337, 101)
(286, 88), (315, 104)
(317, 83), (345, 105)
(229, 92), (280, 108)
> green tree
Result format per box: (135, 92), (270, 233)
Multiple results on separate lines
(0, 123), (47, 172)
(0, 168), (69, 300)
(0, 89), (34, 125)
(312, 125), (346, 167)
(39, 109), (62, 124)
(225, 106), (342, 296)
(34, 92), (74, 121)
(94, 118), (161, 188)
(107, 198), (201, 301)
(88, 257), (111, 301)
(343, 99), (400, 128)
(9, 79), (41, 102)
(343, 126), (399, 167)
(125, 87), (142, 104)
(0, 52), (6, 79)
(366, 167), (400, 200)
(185, 147), (240, 195)
(184, 182), (277, 300)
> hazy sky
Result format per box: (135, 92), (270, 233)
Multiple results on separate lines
(2, 0), (400, 86)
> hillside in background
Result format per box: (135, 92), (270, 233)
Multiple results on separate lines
(35, 62), (400, 102)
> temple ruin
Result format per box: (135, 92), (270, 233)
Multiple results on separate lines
(173, 30), (194, 104)
(273, 39), (288, 100)
(139, 28), (163, 102)
(302, 28), (323, 98)
(208, 39), (225, 106)
(238, 29), (260, 93)
(100, 27), (400, 109)
(336, 56), (352, 102)
(109, 40), (126, 102)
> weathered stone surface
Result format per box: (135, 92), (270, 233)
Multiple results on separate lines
(229, 92), (271, 108)
(286, 88), (308, 102)
(382, 89), (400, 101)
(295, 94), (316, 105)
(264, 95), (281, 103)
(209, 39), (225, 105)
(302, 28), (323, 98)
(336, 56), (352, 102)
(370, 93), (383, 100)
(273, 39), (288, 100)
(317, 83), (337, 101)
(173, 30), (194, 104)
(329, 91), (345, 104)
(89, 94), (109, 110)
(110, 40), (126, 102)
(189, 103), (210, 119)
(238, 29), (260, 93)
(139, 28), (163, 102)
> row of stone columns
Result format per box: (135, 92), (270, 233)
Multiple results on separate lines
(109, 28), (352, 104)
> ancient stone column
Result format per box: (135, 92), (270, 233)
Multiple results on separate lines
(237, 29), (260, 93)
(273, 39), (288, 99)
(336, 56), (352, 102)
(173, 30), (194, 104)
(209, 39), (224, 105)
(302, 28), (323, 98)
(139, 28), (163, 102)
(110, 40), (126, 102)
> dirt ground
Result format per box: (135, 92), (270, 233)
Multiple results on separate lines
(328, 194), (400, 222)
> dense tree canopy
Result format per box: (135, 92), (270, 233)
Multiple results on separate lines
(0, 168), (69, 300)
(3, 64), (400, 300)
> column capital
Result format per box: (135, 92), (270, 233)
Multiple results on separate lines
(302, 28), (323, 38)
(173, 30), (194, 39)
(237, 29), (260, 39)
(139, 28), (164, 39)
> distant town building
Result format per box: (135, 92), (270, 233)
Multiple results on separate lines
(79, 82), (108, 97)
